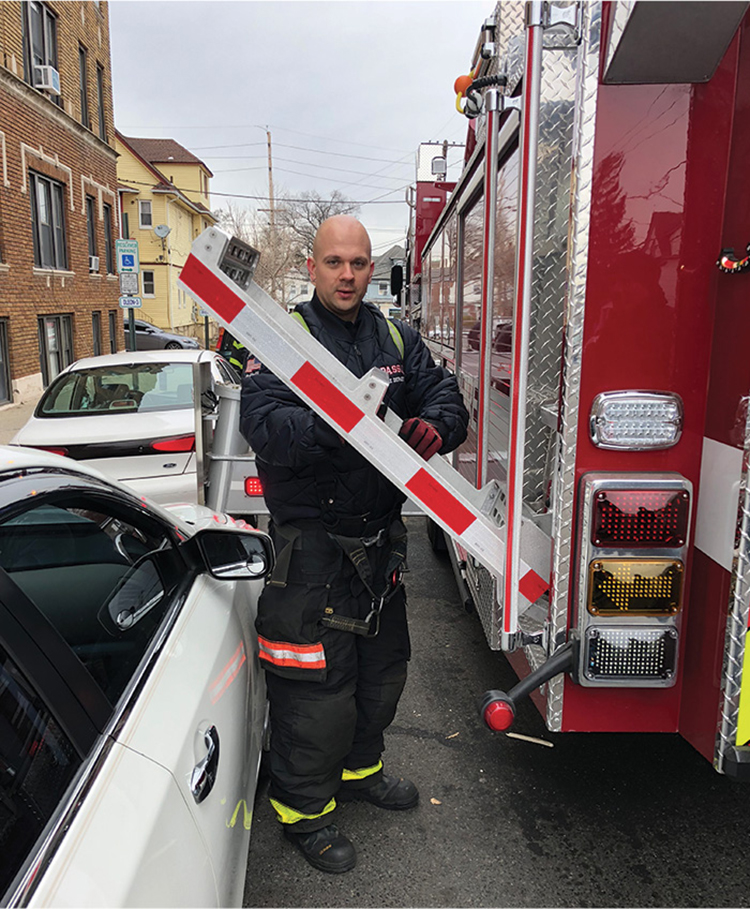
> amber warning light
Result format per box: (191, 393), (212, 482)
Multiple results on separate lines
(592, 488), (689, 548)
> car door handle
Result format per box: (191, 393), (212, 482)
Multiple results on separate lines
(190, 725), (220, 804)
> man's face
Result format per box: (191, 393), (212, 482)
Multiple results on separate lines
(307, 221), (374, 321)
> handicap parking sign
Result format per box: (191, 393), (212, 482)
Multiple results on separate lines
(116, 239), (140, 274)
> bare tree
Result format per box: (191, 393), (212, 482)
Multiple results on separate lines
(276, 190), (360, 263)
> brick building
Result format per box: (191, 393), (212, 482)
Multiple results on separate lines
(0, 0), (120, 404)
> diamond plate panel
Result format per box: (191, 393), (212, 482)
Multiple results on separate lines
(522, 44), (577, 516)
(716, 397), (750, 772)
(467, 555), (501, 650)
(546, 2), (602, 732)
(477, 2), (524, 148)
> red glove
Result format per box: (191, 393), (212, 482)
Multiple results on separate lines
(399, 417), (442, 460)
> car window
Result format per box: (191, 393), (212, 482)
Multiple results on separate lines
(0, 642), (81, 896)
(0, 500), (183, 705)
(37, 363), (196, 415)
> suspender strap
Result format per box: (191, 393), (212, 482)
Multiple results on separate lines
(319, 518), (408, 637)
(267, 523), (302, 587)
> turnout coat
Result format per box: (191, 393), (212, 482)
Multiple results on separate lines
(240, 292), (469, 534)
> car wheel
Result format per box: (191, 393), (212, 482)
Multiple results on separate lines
(165, 341), (182, 349)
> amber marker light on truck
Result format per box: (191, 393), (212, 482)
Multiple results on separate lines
(587, 558), (684, 616)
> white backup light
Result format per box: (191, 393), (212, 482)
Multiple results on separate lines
(589, 392), (683, 450)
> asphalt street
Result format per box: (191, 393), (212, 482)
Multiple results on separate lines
(243, 517), (750, 909)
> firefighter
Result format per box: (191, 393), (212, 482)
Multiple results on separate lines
(240, 215), (468, 874)
(218, 328), (249, 372)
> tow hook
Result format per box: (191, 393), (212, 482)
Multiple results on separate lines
(479, 641), (577, 732)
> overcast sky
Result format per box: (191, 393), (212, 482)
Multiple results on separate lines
(109, 0), (490, 258)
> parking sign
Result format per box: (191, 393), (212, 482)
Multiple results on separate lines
(116, 239), (140, 274)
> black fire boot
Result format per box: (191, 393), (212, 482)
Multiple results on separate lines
(339, 772), (419, 810)
(283, 823), (357, 874)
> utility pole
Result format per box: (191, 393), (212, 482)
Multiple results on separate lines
(266, 127), (275, 231)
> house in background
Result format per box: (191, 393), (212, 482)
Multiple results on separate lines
(116, 133), (216, 341)
(282, 268), (311, 312)
(365, 244), (405, 317)
(0, 0), (120, 401)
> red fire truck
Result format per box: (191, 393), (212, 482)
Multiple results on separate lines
(404, 0), (750, 776)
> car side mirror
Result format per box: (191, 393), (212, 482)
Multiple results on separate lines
(194, 528), (274, 580)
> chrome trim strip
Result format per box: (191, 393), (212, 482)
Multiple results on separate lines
(7, 733), (117, 907)
(546, 1), (602, 732)
(716, 397), (750, 773)
(603, 0), (637, 78)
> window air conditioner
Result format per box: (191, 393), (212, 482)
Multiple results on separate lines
(89, 255), (100, 272)
(34, 65), (61, 96)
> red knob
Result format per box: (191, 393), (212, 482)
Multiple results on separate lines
(483, 699), (515, 732)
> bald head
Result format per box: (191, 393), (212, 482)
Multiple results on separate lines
(312, 215), (372, 260)
(307, 216), (374, 322)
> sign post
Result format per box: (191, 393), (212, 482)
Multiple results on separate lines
(116, 239), (140, 351)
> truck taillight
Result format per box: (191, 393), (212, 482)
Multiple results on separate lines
(577, 474), (691, 688)
(592, 488), (689, 548)
(244, 477), (263, 496)
(587, 559), (683, 616)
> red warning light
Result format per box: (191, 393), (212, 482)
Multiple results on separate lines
(244, 477), (264, 496)
(592, 488), (689, 548)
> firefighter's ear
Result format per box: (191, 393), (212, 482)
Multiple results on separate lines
(306, 257), (316, 284)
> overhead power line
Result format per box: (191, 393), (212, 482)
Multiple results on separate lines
(119, 178), (406, 205)
(196, 142), (412, 166)
(215, 156), (408, 185)
(117, 122), (409, 155)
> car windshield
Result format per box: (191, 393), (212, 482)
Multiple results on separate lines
(38, 363), (195, 416)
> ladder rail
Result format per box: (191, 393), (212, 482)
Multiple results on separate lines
(178, 227), (549, 627)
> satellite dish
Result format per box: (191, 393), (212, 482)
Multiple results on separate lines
(154, 224), (171, 238)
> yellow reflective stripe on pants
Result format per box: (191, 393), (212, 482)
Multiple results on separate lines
(341, 760), (383, 782)
(269, 796), (337, 825)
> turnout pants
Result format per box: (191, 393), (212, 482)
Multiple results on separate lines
(257, 521), (411, 833)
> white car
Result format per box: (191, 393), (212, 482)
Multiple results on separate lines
(0, 446), (271, 907)
(11, 350), (241, 506)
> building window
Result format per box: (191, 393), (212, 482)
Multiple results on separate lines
(30, 171), (67, 270)
(86, 195), (97, 271)
(108, 310), (118, 354)
(379, 282), (389, 296)
(38, 314), (73, 386)
(138, 200), (152, 229)
(96, 63), (107, 141)
(142, 270), (155, 297)
(79, 44), (89, 127)
(301, 283), (308, 296)
(0, 321), (11, 404)
(23, 2), (60, 105)
(92, 311), (102, 357)
(103, 203), (114, 274)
